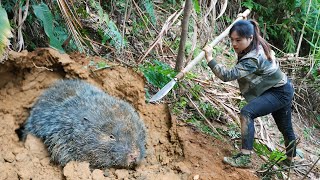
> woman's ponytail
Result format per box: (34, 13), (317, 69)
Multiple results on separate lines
(249, 20), (272, 60)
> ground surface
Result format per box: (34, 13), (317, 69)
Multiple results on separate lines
(0, 48), (260, 180)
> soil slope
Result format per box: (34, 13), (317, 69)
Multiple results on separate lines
(0, 48), (258, 180)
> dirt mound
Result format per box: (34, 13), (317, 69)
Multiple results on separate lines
(0, 48), (258, 180)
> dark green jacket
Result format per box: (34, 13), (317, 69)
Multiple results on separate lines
(208, 46), (286, 102)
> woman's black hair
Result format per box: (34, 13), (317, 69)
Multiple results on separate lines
(229, 20), (272, 60)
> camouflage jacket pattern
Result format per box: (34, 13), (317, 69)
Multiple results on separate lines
(208, 46), (287, 102)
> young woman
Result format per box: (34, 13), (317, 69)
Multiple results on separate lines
(203, 19), (297, 168)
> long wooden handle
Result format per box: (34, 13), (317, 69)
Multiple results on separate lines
(175, 9), (251, 80)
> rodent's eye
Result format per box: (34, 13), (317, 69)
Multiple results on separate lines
(109, 135), (115, 140)
(99, 134), (116, 141)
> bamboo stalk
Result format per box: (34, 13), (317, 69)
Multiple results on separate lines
(295, 0), (312, 58)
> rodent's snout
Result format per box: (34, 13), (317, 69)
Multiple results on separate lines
(128, 149), (140, 165)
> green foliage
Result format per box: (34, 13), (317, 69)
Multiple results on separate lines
(242, 0), (294, 52)
(303, 126), (315, 140)
(160, 0), (180, 9)
(0, 5), (13, 60)
(185, 36), (202, 60)
(184, 72), (198, 80)
(87, 60), (111, 71)
(89, 0), (126, 50)
(75, 6), (89, 19)
(316, 115), (320, 129)
(1, 1), (16, 11)
(237, 100), (247, 109)
(189, 84), (202, 100)
(144, 87), (151, 100)
(283, 29), (297, 53)
(108, 1), (127, 13)
(199, 101), (220, 119)
(242, 0), (319, 54)
(212, 46), (224, 56)
(225, 123), (241, 139)
(192, 0), (201, 14)
(132, 17), (146, 36)
(2, 0), (78, 52)
(185, 39), (194, 56)
(254, 142), (272, 157)
(96, 61), (110, 69)
(167, 0), (178, 5)
(254, 142), (287, 179)
(186, 117), (220, 138)
(139, 60), (177, 88)
(171, 37), (181, 52)
(142, 0), (157, 26)
(33, 3), (66, 53)
(173, 96), (189, 115)
(312, 49), (320, 80)
(217, 123), (241, 139)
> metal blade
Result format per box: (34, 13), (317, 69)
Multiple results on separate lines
(149, 78), (177, 103)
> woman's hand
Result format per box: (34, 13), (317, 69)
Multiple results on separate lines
(203, 45), (213, 63)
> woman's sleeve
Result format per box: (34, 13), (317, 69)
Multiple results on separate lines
(207, 58), (259, 82)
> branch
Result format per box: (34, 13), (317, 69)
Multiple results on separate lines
(175, 0), (192, 71)
(186, 93), (222, 137)
(300, 156), (320, 180)
(205, 93), (240, 126)
(137, 8), (184, 63)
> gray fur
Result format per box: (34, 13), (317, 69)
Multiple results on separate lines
(23, 79), (146, 169)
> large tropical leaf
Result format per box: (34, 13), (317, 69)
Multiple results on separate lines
(33, 3), (65, 53)
(0, 5), (13, 61)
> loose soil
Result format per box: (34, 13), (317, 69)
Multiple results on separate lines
(0, 48), (269, 180)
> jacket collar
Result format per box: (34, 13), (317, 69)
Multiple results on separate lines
(237, 44), (253, 60)
(237, 45), (264, 62)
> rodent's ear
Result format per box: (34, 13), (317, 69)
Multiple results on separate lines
(102, 123), (115, 132)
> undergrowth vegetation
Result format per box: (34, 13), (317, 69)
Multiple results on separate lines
(0, 5), (12, 62)
(242, 0), (319, 54)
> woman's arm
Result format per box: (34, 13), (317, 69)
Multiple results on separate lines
(203, 45), (258, 82)
(208, 58), (258, 82)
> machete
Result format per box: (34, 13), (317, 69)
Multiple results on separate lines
(149, 9), (251, 103)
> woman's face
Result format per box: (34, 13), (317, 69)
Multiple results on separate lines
(230, 31), (252, 54)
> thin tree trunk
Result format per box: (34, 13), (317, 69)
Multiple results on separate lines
(295, 0), (312, 58)
(175, 0), (192, 72)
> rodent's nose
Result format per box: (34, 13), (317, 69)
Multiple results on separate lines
(129, 154), (137, 163)
(128, 150), (140, 164)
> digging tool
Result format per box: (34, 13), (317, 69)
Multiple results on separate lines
(149, 9), (251, 103)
